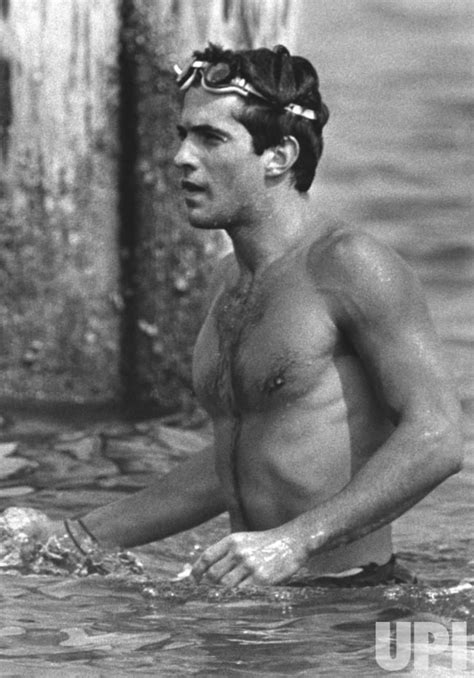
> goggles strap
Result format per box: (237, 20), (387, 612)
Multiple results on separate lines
(284, 103), (317, 121)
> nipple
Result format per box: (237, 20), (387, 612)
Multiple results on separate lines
(267, 374), (286, 394)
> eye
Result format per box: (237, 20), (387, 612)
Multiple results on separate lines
(176, 125), (187, 140)
(201, 130), (225, 144)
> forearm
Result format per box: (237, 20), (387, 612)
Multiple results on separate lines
(287, 420), (462, 558)
(81, 445), (226, 549)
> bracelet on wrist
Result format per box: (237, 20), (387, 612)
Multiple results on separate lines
(63, 518), (98, 556)
(75, 518), (98, 544)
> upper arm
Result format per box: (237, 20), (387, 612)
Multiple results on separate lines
(313, 232), (460, 429)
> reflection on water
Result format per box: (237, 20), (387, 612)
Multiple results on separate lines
(0, 570), (472, 676)
(1, 1), (473, 675)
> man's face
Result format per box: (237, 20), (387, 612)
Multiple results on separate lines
(174, 87), (265, 230)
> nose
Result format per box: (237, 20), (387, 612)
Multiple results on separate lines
(173, 138), (197, 170)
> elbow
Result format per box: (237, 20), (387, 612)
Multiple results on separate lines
(443, 441), (463, 477)
(421, 416), (464, 478)
(448, 441), (464, 475)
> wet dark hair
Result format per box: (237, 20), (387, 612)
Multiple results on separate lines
(191, 43), (329, 192)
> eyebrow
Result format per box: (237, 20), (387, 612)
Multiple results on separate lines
(176, 123), (229, 138)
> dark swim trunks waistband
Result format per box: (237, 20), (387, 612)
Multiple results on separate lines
(287, 555), (418, 588)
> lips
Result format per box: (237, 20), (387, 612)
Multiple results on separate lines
(181, 179), (205, 193)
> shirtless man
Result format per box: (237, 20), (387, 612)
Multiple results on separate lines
(5, 44), (462, 586)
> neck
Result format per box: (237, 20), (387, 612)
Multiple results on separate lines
(227, 190), (316, 275)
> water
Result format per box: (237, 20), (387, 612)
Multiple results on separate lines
(1, 1), (473, 675)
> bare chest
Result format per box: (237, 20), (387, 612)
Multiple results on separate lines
(193, 273), (341, 415)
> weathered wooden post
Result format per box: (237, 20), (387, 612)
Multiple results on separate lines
(0, 0), (121, 405)
(0, 0), (296, 414)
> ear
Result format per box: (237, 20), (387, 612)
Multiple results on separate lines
(263, 136), (300, 180)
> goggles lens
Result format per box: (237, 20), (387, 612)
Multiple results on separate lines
(204, 62), (233, 87)
(176, 60), (245, 92)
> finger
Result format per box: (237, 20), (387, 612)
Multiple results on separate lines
(220, 563), (250, 588)
(203, 552), (235, 583)
(192, 537), (231, 580)
(236, 575), (258, 589)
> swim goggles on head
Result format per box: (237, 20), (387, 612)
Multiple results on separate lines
(174, 59), (318, 121)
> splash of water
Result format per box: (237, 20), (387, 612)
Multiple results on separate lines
(0, 506), (145, 577)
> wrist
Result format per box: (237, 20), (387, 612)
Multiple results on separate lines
(270, 524), (309, 570)
(61, 518), (99, 556)
(279, 516), (329, 561)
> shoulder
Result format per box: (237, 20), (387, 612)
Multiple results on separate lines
(306, 224), (428, 325)
(308, 223), (407, 283)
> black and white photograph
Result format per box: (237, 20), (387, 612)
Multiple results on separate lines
(0, 1), (472, 675)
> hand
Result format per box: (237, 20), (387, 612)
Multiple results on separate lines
(0, 507), (65, 568)
(192, 528), (306, 587)
(0, 507), (146, 577)
(0, 507), (63, 544)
